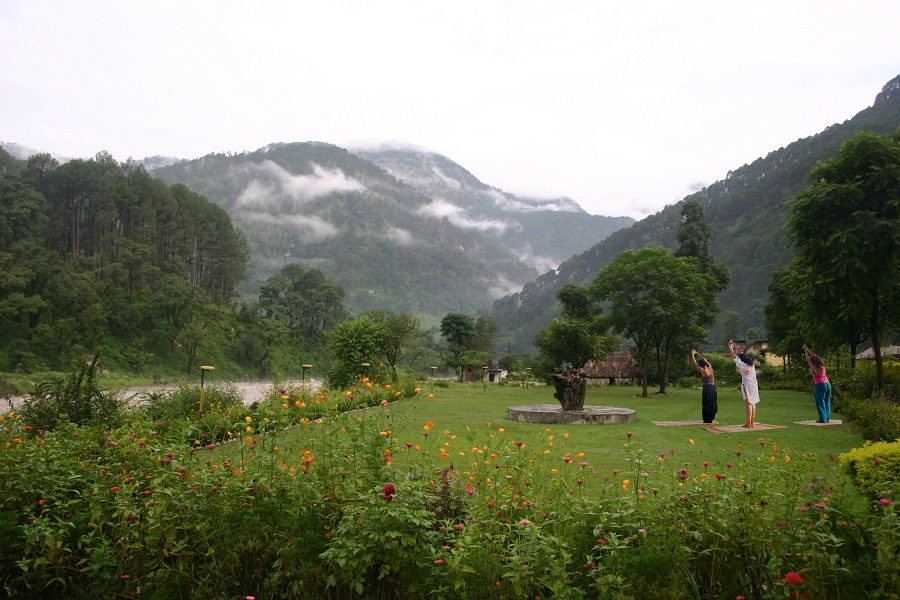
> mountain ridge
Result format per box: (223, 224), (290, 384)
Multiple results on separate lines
(489, 73), (900, 354)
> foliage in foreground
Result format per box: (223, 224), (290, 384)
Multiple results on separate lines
(2, 384), (900, 600)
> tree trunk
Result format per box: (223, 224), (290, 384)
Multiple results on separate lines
(551, 368), (586, 411)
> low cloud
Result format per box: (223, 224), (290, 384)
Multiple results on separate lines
(486, 189), (579, 213)
(236, 211), (339, 242)
(516, 251), (559, 274)
(235, 160), (364, 210)
(383, 226), (418, 246)
(431, 166), (463, 190)
(487, 275), (526, 300)
(417, 199), (510, 232)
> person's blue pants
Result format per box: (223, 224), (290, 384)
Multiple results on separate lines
(814, 381), (832, 423)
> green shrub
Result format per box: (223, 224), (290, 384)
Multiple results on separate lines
(840, 396), (900, 441)
(20, 352), (123, 432)
(841, 440), (900, 500)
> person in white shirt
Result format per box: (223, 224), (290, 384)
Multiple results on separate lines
(729, 341), (760, 428)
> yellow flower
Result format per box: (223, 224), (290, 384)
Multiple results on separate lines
(380, 399), (388, 405)
(245, 416), (252, 423)
(689, 438), (695, 446)
(784, 456), (791, 464)
(498, 428), (506, 433)
(385, 385), (392, 390)
(394, 392), (401, 397)
(424, 421), (434, 430)
(428, 393), (435, 398)
(414, 388), (421, 393)
(245, 426), (252, 433)
(768, 456), (776, 463)
(282, 403), (289, 409)
(282, 395), (289, 401)
(563, 433), (570, 438)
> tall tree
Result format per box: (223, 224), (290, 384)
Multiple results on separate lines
(591, 247), (719, 397)
(362, 309), (421, 378)
(440, 313), (476, 380)
(534, 282), (614, 371)
(326, 315), (388, 387)
(785, 130), (900, 388)
(674, 199), (731, 291)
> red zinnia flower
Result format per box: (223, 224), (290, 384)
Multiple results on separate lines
(783, 571), (805, 586)
(382, 483), (396, 502)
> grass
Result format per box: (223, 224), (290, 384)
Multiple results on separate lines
(216, 380), (866, 490)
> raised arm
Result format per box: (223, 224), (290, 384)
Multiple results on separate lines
(802, 344), (822, 374)
(728, 340), (738, 359)
(690, 349), (701, 372)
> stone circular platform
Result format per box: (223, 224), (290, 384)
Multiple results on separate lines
(507, 404), (636, 425)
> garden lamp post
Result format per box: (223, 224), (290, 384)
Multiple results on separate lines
(199, 365), (215, 413)
(430, 366), (437, 392)
(361, 363), (370, 380)
(525, 367), (532, 388)
(302, 364), (312, 382)
(482, 365), (488, 392)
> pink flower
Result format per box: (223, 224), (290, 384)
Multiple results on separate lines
(880, 498), (893, 506)
(626, 432), (634, 438)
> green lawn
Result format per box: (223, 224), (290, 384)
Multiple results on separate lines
(225, 380), (866, 485)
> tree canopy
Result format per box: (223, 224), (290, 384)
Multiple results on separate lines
(591, 247), (719, 397)
(778, 129), (900, 387)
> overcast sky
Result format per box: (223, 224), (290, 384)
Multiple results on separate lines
(2, 1), (898, 219)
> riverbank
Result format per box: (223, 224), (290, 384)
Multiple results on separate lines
(4, 379), (322, 411)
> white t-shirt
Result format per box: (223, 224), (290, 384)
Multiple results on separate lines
(734, 357), (760, 405)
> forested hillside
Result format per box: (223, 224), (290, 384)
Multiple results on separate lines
(150, 143), (632, 326)
(0, 152), (341, 377)
(491, 74), (900, 355)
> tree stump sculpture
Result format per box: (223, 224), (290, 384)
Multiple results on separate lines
(551, 368), (586, 411)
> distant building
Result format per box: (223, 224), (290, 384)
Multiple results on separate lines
(856, 346), (900, 361)
(461, 360), (505, 383)
(580, 354), (640, 386)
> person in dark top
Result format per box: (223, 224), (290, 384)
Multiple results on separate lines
(691, 349), (717, 423)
